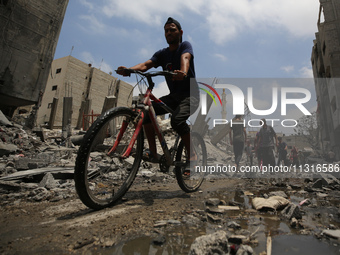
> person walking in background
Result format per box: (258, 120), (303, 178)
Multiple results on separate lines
(290, 146), (299, 167)
(277, 136), (288, 166)
(254, 131), (262, 167)
(229, 115), (247, 170)
(245, 140), (253, 166)
(257, 119), (278, 167)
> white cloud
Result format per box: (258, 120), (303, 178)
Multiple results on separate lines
(78, 0), (319, 45)
(80, 51), (95, 64)
(78, 0), (94, 10)
(214, 53), (228, 62)
(99, 62), (113, 74)
(152, 81), (169, 98)
(76, 8), (134, 38)
(138, 48), (154, 59)
(132, 80), (169, 97)
(80, 51), (113, 74)
(203, 0), (320, 44)
(78, 15), (108, 34)
(100, 0), (201, 26)
(299, 66), (313, 78)
(281, 66), (294, 73)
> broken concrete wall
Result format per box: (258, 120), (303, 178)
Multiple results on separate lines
(36, 56), (133, 129)
(0, 0), (69, 115)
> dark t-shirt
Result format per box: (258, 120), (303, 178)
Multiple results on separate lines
(231, 120), (245, 143)
(278, 142), (287, 154)
(259, 125), (276, 148)
(150, 41), (199, 98)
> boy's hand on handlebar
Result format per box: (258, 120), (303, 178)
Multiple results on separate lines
(173, 70), (187, 81)
(116, 66), (130, 76)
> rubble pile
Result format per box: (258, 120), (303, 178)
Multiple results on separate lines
(0, 114), (79, 205)
(1, 111), (340, 253)
(0, 114), (193, 206)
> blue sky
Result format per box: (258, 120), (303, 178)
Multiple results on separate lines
(55, 0), (319, 79)
(54, 0), (321, 133)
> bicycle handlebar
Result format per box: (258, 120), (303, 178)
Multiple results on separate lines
(115, 68), (175, 78)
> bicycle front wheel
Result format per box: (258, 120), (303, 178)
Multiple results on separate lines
(74, 107), (144, 210)
(175, 132), (207, 192)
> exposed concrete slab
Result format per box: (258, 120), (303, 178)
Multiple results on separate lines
(0, 167), (74, 181)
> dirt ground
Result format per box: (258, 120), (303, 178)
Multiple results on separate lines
(0, 175), (244, 255)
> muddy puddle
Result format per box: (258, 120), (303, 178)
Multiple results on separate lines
(107, 235), (340, 255)
(99, 186), (340, 254)
(272, 235), (340, 254)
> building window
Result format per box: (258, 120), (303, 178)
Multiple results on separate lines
(56, 68), (62, 74)
(48, 103), (52, 109)
(52, 85), (58, 91)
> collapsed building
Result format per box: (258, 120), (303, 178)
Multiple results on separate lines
(0, 1), (133, 132)
(0, 0), (69, 116)
(311, 0), (340, 160)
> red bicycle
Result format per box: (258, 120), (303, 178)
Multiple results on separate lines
(74, 69), (207, 210)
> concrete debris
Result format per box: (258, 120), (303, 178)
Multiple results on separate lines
(206, 198), (221, 206)
(181, 215), (202, 226)
(229, 234), (247, 244)
(227, 221), (241, 229)
(0, 143), (18, 157)
(0, 180), (22, 191)
(218, 205), (240, 211)
(235, 245), (254, 255)
(268, 191), (288, 199)
(206, 207), (225, 214)
(0, 111), (13, 126)
(207, 213), (223, 223)
(29, 187), (51, 202)
(189, 230), (229, 255)
(1, 116), (340, 253)
(312, 179), (323, 189)
(321, 229), (340, 240)
(252, 196), (290, 211)
(290, 217), (299, 228)
(152, 234), (166, 245)
(39, 173), (58, 189)
(281, 203), (302, 220)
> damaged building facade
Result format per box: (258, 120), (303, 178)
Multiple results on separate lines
(311, 0), (340, 160)
(36, 56), (133, 130)
(0, 0), (69, 116)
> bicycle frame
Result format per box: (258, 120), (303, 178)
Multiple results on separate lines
(109, 85), (179, 167)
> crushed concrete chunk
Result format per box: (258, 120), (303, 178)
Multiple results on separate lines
(189, 230), (229, 255)
(252, 196), (290, 211)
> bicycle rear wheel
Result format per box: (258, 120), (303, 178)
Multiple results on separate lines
(74, 107), (144, 210)
(175, 132), (207, 192)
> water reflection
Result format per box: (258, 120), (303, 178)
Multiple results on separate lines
(104, 186), (340, 254)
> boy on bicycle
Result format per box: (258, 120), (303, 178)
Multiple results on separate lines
(117, 17), (199, 163)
